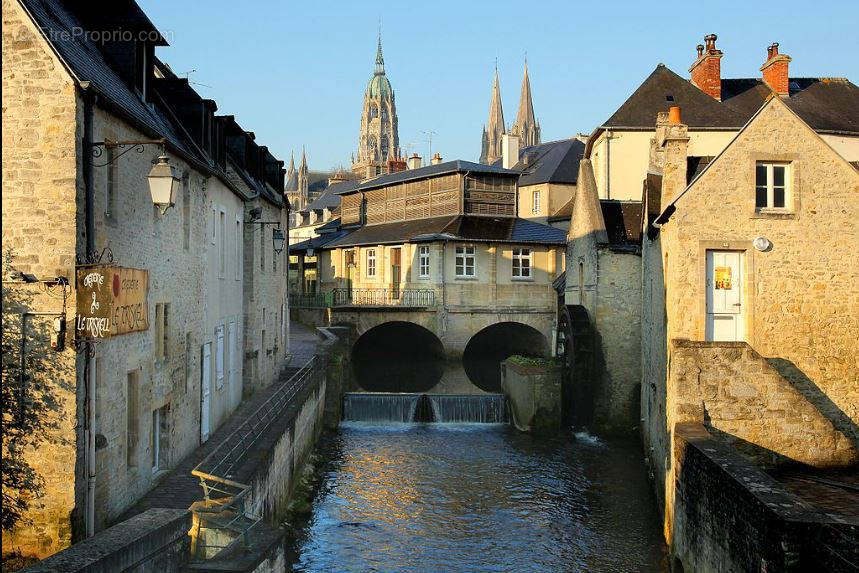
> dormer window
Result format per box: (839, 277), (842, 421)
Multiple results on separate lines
(755, 162), (790, 210)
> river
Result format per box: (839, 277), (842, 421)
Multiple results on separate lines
(287, 422), (668, 572)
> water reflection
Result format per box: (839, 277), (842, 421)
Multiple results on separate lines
(288, 424), (667, 572)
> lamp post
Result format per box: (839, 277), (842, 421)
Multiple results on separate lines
(272, 228), (285, 255)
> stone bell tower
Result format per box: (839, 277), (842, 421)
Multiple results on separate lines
(352, 33), (400, 178)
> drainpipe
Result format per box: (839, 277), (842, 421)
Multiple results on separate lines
(81, 83), (97, 538)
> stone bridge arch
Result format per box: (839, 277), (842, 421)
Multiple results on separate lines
(349, 320), (445, 392)
(461, 321), (551, 393)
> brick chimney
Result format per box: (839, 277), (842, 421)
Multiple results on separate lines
(386, 156), (407, 173)
(760, 43), (792, 96)
(689, 34), (723, 100)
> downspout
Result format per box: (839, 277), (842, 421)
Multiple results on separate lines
(81, 83), (97, 538)
(605, 130), (611, 200)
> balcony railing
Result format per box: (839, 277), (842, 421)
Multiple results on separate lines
(289, 289), (436, 308)
(333, 288), (435, 307)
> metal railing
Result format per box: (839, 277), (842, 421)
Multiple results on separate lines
(331, 288), (436, 307)
(190, 356), (323, 558)
(289, 292), (333, 309)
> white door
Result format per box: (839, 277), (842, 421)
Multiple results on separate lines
(200, 342), (211, 443)
(706, 251), (744, 341)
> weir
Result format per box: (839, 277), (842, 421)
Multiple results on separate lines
(343, 392), (510, 424)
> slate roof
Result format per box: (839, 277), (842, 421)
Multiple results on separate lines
(305, 180), (358, 211)
(492, 139), (585, 186)
(600, 201), (643, 247)
(289, 229), (351, 254)
(337, 160), (518, 195)
(325, 215), (567, 248)
(20, 0), (217, 174)
(602, 64), (859, 134)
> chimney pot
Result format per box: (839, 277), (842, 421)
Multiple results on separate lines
(668, 106), (682, 125)
(689, 34), (723, 100)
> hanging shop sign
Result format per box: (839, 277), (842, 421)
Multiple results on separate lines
(76, 266), (149, 339)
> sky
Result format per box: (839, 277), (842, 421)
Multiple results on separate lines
(139, 0), (859, 171)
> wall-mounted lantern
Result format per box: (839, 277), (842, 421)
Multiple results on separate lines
(272, 228), (285, 255)
(148, 155), (181, 214)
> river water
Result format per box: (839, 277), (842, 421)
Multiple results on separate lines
(288, 423), (668, 572)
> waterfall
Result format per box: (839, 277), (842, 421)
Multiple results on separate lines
(428, 394), (509, 424)
(342, 393), (420, 423)
(342, 393), (510, 424)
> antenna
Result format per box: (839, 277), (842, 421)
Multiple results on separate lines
(421, 130), (437, 162)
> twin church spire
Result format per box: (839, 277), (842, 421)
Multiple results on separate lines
(480, 60), (541, 165)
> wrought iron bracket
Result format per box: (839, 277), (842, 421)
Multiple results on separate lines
(76, 246), (114, 267)
(90, 138), (167, 166)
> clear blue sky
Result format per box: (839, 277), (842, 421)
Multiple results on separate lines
(139, 0), (858, 171)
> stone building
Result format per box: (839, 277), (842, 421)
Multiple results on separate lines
(351, 34), (400, 178)
(641, 98), (859, 553)
(290, 160), (566, 393)
(480, 62), (541, 164)
(493, 135), (585, 230)
(2, 0), (289, 559)
(588, 35), (859, 201)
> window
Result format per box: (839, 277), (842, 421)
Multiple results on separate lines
(755, 162), (789, 210)
(259, 227), (265, 271)
(219, 210), (226, 278)
(366, 249), (377, 277)
(211, 206), (217, 244)
(106, 147), (117, 218)
(215, 326), (225, 389)
(151, 404), (169, 473)
(532, 191), (541, 215)
(418, 246), (431, 278)
(228, 322), (236, 388)
(455, 246), (476, 277)
(126, 370), (139, 469)
(512, 248), (532, 278)
(235, 218), (241, 280)
(182, 176), (191, 250)
(155, 303), (169, 360)
(184, 332), (192, 394)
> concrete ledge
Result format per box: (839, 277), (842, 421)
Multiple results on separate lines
(24, 509), (191, 573)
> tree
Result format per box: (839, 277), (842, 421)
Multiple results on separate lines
(1, 249), (71, 531)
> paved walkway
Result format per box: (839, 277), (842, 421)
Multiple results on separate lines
(116, 322), (325, 523)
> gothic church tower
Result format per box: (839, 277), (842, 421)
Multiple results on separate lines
(480, 68), (505, 164)
(511, 60), (540, 147)
(352, 33), (400, 178)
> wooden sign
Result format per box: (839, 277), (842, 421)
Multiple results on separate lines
(76, 266), (149, 339)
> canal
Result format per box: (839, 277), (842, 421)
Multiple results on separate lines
(287, 422), (668, 572)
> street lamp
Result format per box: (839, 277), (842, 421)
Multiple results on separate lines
(148, 155), (181, 214)
(272, 228), (285, 255)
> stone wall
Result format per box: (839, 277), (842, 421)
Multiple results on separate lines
(2, 0), (83, 555)
(669, 340), (857, 468)
(672, 424), (857, 573)
(22, 509), (192, 573)
(500, 359), (561, 432)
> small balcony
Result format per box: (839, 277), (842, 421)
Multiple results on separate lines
(289, 288), (436, 310)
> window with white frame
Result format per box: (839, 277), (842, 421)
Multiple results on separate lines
(455, 245), (476, 277)
(215, 326), (225, 389)
(755, 162), (790, 210)
(532, 190), (541, 215)
(512, 248), (532, 278)
(219, 210), (226, 278)
(234, 218), (241, 280)
(418, 246), (431, 278)
(366, 249), (377, 277)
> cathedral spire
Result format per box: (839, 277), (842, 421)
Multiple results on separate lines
(480, 67), (506, 164)
(375, 30), (385, 75)
(511, 59), (540, 147)
(287, 151), (295, 175)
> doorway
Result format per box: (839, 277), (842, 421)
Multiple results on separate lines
(705, 250), (744, 341)
(200, 342), (211, 443)
(390, 247), (401, 300)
